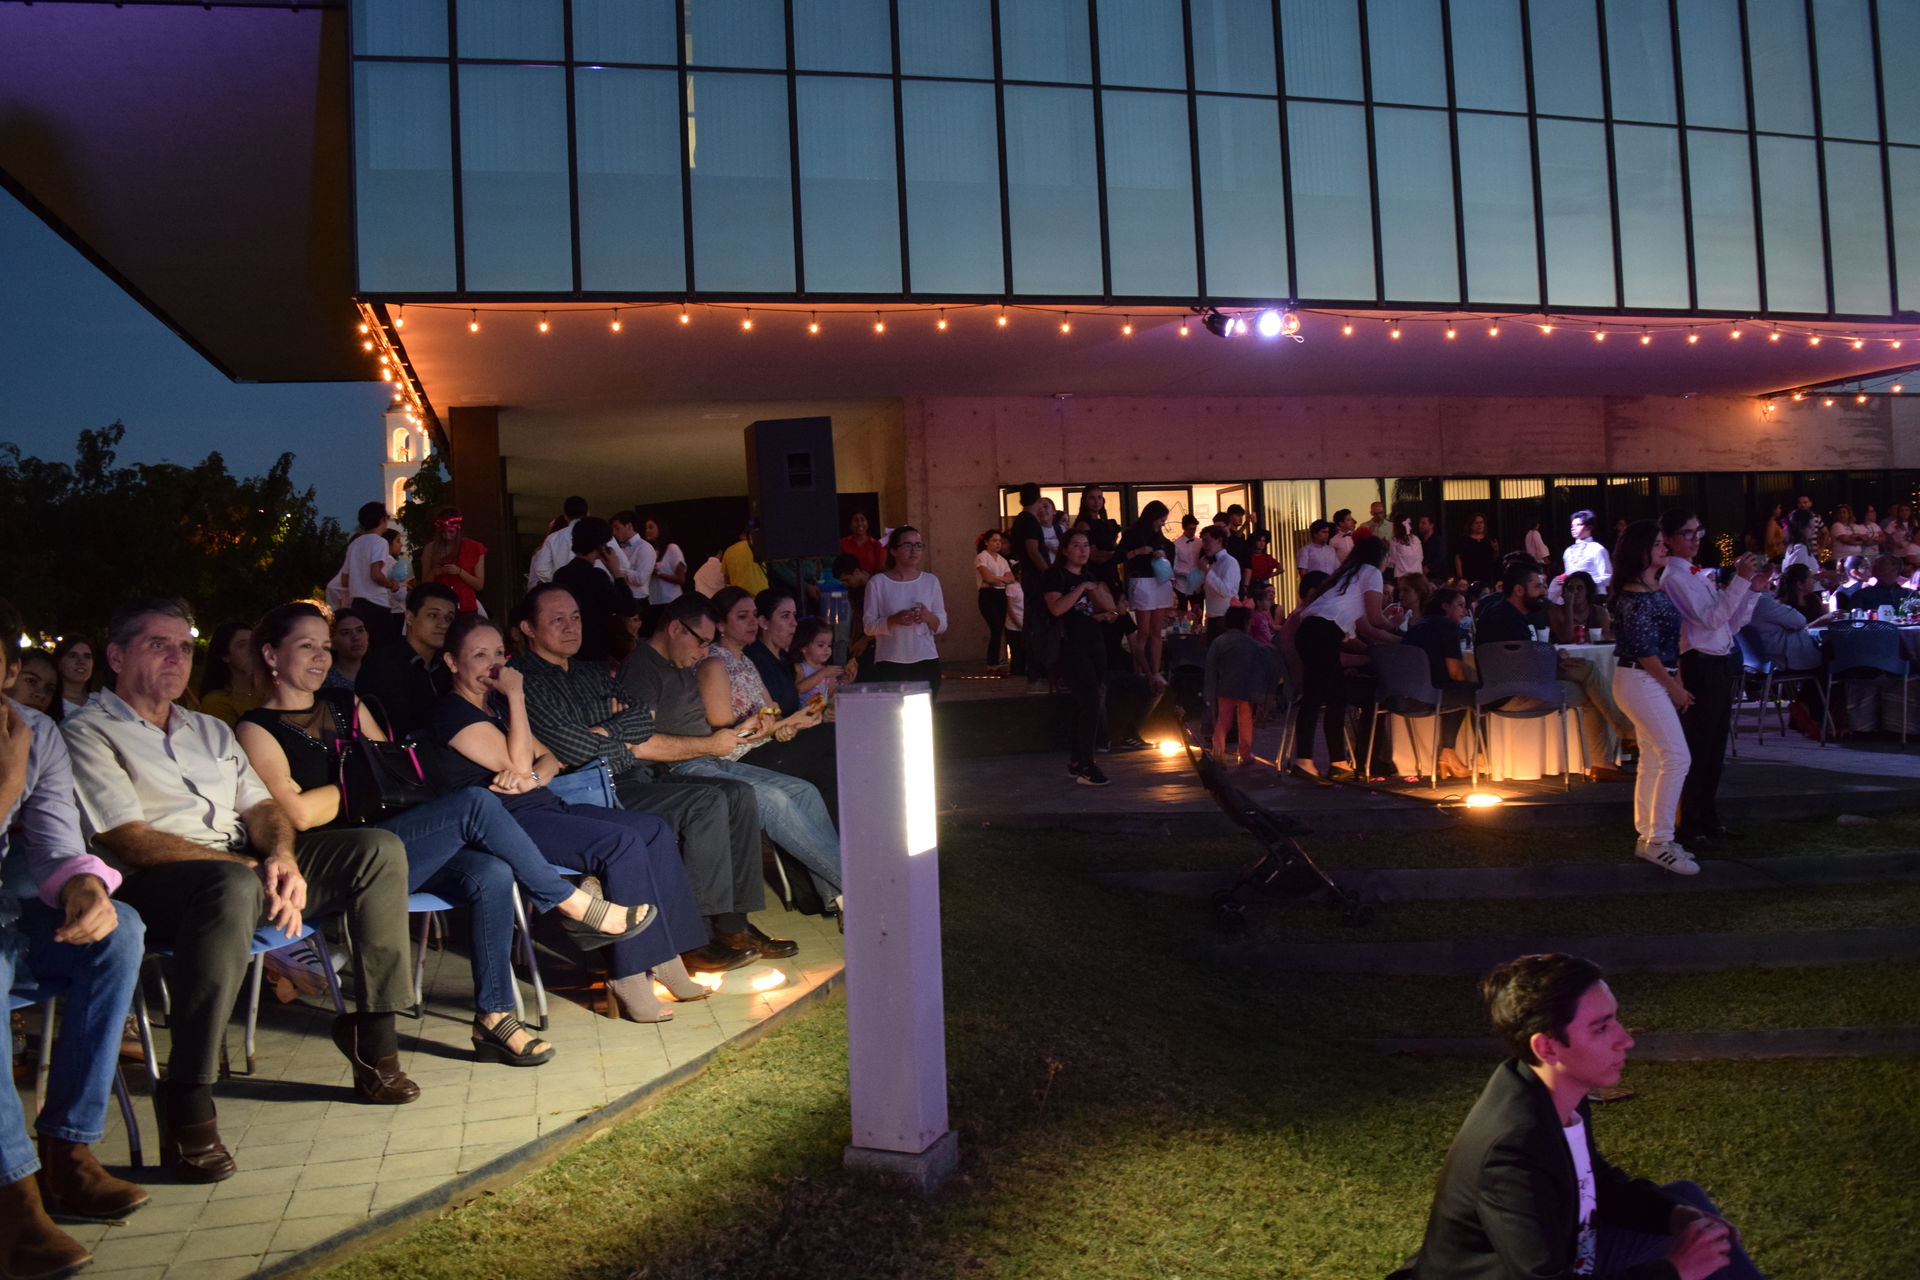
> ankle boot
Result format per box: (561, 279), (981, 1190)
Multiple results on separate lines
(152, 1087), (236, 1184)
(0, 1172), (92, 1280)
(35, 1137), (149, 1221)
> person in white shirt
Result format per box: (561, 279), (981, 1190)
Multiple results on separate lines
(1288, 539), (1397, 783)
(526, 496), (628, 589)
(1658, 509), (1768, 847)
(1360, 500), (1391, 541)
(1199, 524), (1241, 634)
(1386, 517), (1425, 578)
(610, 510), (657, 622)
(647, 519), (688, 605)
(862, 526), (947, 699)
(1171, 514), (1203, 608)
(1524, 520), (1551, 568)
(1328, 509), (1357, 563)
(1562, 510), (1613, 596)
(974, 529), (1015, 671)
(342, 501), (398, 648)
(1297, 520), (1341, 579)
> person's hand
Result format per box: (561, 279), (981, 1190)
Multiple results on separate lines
(609, 697), (629, 714)
(843, 657), (859, 683)
(708, 726), (748, 755)
(55, 873), (119, 945)
(489, 768), (533, 794)
(492, 665), (524, 698)
(1666, 1214), (1732, 1280)
(257, 852), (307, 938)
(0, 698), (31, 784)
(1667, 683), (1696, 711)
(890, 608), (919, 627)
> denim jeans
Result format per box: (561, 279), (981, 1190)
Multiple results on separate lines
(1595, 1180), (1766, 1278)
(1, 898), (146, 1183)
(669, 757), (843, 901)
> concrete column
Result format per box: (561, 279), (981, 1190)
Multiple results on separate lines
(446, 405), (512, 618)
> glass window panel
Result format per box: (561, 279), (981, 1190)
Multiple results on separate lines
(1612, 124), (1686, 307)
(1756, 135), (1826, 311)
(1674, 0), (1744, 129)
(1746, 0), (1813, 135)
(797, 77), (901, 291)
(1102, 91), (1196, 296)
(1826, 141), (1890, 314)
(902, 80), (1004, 293)
(1812, 0), (1877, 140)
(1281, 0), (1363, 102)
(685, 0), (786, 69)
(458, 65), (571, 291)
(1457, 112), (1539, 304)
(1000, 0), (1091, 84)
(1529, 0), (1603, 119)
(575, 68), (685, 290)
(1097, 0), (1185, 89)
(352, 0), (445, 57)
(1603, 0), (1676, 124)
(1190, 0), (1276, 95)
(1374, 108), (1458, 301)
(1537, 118), (1616, 306)
(1685, 129), (1758, 311)
(1196, 96), (1288, 298)
(1288, 102), (1376, 299)
(794, 0), (892, 73)
(1004, 86), (1102, 292)
(1883, 4), (1920, 145)
(454, 0), (562, 59)
(688, 72), (796, 290)
(572, 0), (675, 64)
(899, 0), (993, 78)
(353, 63), (455, 291)
(1448, 0), (1525, 113)
(1366, 0), (1446, 107)
(1892, 148), (1920, 312)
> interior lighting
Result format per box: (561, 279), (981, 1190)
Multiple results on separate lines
(394, 306), (405, 329)
(468, 311), (480, 333)
(1730, 327), (1742, 339)
(1178, 320), (1190, 337)
(1857, 393), (1870, 403)
(1341, 321), (1354, 336)
(1809, 334), (1822, 346)
(1768, 329), (1781, 341)
(1852, 338), (1865, 349)
(1201, 308), (1241, 339)
(1487, 325), (1499, 338)
(1539, 323), (1553, 335)
(1445, 327), (1457, 340)
(1823, 397), (1835, 407)
(679, 308), (691, 325)
(1059, 314), (1072, 335)
(357, 322), (369, 335)
(1687, 329), (1698, 344)
(997, 306), (1008, 327)
(361, 339), (374, 352)
(1792, 391), (1805, 401)
(537, 313), (550, 334)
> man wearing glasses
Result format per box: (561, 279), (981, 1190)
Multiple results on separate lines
(1658, 511), (1771, 848)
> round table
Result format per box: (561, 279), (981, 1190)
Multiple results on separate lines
(1390, 642), (1618, 782)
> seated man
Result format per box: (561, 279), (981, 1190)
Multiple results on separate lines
(619, 595), (842, 913)
(355, 581), (458, 739)
(1478, 564), (1634, 780)
(1, 608), (149, 1278)
(62, 599), (420, 1184)
(509, 585), (783, 970)
(1392, 953), (1761, 1280)
(1838, 554), (1912, 614)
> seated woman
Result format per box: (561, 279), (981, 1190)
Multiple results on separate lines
(1548, 571), (1612, 643)
(197, 622), (262, 726)
(235, 603), (658, 1067)
(431, 615), (713, 1023)
(53, 635), (99, 717)
(742, 588), (839, 818)
(12, 649), (63, 719)
(1403, 589), (1476, 779)
(700, 588), (825, 758)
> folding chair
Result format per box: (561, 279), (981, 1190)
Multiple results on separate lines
(1365, 643), (1475, 790)
(9, 986), (143, 1168)
(132, 923), (346, 1080)
(1472, 640), (1581, 791)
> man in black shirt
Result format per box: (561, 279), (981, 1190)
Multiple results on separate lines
(1042, 528), (1118, 786)
(354, 582), (457, 738)
(1418, 514), (1449, 584)
(1009, 483), (1054, 684)
(1838, 555), (1913, 614)
(552, 516), (635, 667)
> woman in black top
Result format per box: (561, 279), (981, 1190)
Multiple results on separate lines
(432, 614), (712, 1022)
(1454, 513), (1501, 587)
(1117, 501), (1176, 681)
(1045, 528), (1119, 786)
(236, 604), (660, 1065)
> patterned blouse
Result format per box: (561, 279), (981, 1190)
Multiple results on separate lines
(706, 643), (773, 760)
(1612, 587), (1682, 668)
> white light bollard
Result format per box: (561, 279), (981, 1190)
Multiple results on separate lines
(835, 682), (958, 1193)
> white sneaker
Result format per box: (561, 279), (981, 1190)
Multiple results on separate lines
(1637, 841), (1700, 876)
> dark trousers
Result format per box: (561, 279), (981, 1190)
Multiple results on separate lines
(614, 772), (766, 918)
(350, 597), (400, 651)
(1292, 616), (1351, 764)
(1021, 571), (1053, 679)
(1676, 648), (1739, 838)
(978, 588), (1008, 664)
(115, 827), (413, 1085)
(1064, 653), (1108, 768)
(870, 658), (943, 701)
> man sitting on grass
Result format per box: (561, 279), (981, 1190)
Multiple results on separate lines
(1391, 952), (1762, 1279)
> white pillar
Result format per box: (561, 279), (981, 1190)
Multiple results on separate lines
(835, 682), (957, 1192)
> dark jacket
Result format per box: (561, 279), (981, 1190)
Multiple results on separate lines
(1390, 1059), (1682, 1280)
(354, 641), (447, 741)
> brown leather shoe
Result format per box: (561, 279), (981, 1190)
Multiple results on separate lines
(152, 1092), (236, 1184)
(0, 1173), (92, 1280)
(331, 1014), (421, 1106)
(679, 942), (760, 974)
(716, 925), (799, 960)
(34, 1137), (148, 1221)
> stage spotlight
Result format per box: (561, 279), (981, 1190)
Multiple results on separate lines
(1256, 309), (1284, 338)
(1201, 309), (1241, 339)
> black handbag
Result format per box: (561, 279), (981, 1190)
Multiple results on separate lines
(332, 694), (435, 823)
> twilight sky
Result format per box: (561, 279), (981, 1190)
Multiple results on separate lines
(0, 191), (393, 525)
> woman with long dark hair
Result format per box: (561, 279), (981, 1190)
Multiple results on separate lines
(197, 622), (262, 726)
(1286, 539), (1396, 785)
(975, 529), (1016, 672)
(1044, 528), (1118, 786)
(52, 635), (99, 716)
(1608, 521), (1696, 874)
(1117, 501), (1175, 680)
(1454, 513), (1500, 586)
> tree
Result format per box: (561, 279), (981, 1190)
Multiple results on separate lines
(0, 422), (346, 639)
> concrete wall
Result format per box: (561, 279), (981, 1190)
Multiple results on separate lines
(905, 392), (1905, 659)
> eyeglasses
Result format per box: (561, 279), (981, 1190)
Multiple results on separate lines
(895, 541), (925, 549)
(1679, 527), (1705, 539)
(688, 629), (717, 646)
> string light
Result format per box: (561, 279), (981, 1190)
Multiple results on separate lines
(1122, 318), (1134, 336)
(807, 312), (820, 335)
(1857, 393), (1869, 403)
(1487, 325), (1499, 338)
(1177, 320), (1189, 337)
(357, 322), (369, 335)
(1640, 331), (1652, 345)
(1852, 338), (1865, 349)
(1729, 327), (1742, 339)
(1686, 328), (1698, 344)
(1808, 334), (1821, 345)
(1539, 323), (1553, 335)
(361, 339), (374, 352)
(1769, 329), (1781, 341)
(873, 312), (885, 334)
(1823, 397), (1835, 406)
(936, 309), (947, 331)
(1445, 326), (1456, 340)
(742, 309), (754, 331)
(1894, 341), (1905, 350)
(1059, 314), (1071, 335)
(609, 310), (622, 333)
(679, 307), (691, 325)
(537, 313), (550, 334)
(1894, 384), (1905, 393)
(394, 306), (405, 330)
(468, 310), (480, 333)
(1792, 391), (1805, 401)
(1341, 322), (1354, 336)
(1593, 328), (1606, 342)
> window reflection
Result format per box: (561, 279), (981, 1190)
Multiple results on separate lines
(1811, 0), (1879, 141)
(1000, 0), (1091, 84)
(1757, 136), (1826, 312)
(1675, 0), (1745, 130)
(688, 72), (796, 291)
(1747, 0), (1814, 136)
(455, 0), (562, 60)
(798, 77), (902, 292)
(794, 0), (891, 73)
(1196, 96), (1288, 298)
(898, 0), (993, 78)
(1530, 0), (1604, 119)
(459, 65), (571, 292)
(1366, 0), (1446, 108)
(1097, 0), (1185, 90)
(1375, 108), (1458, 301)
(1686, 130), (1758, 312)
(1603, 0), (1677, 124)
(576, 68), (685, 291)
(1189, 0), (1275, 95)
(1827, 142), (1890, 315)
(901, 81), (1003, 293)
(1103, 91), (1197, 296)
(1448, 0), (1525, 113)
(1282, 0), (1363, 102)
(1538, 119), (1616, 306)
(1005, 87), (1102, 293)
(1458, 113), (1538, 305)
(1614, 125), (1687, 309)
(572, 0), (674, 64)
(1289, 102), (1375, 300)
(354, 63), (455, 292)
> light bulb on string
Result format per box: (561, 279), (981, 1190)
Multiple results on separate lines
(1341, 322), (1354, 336)
(1177, 320), (1190, 337)
(808, 312), (820, 335)
(394, 306), (405, 329)
(1852, 338), (1865, 349)
(1792, 391), (1805, 401)
(1893, 340), (1905, 350)
(361, 339), (374, 352)
(936, 309), (947, 331)
(1445, 327), (1456, 340)
(1539, 323), (1553, 335)
(1687, 329), (1698, 345)
(1857, 393), (1870, 403)
(996, 307), (1009, 328)
(679, 307), (691, 325)
(1121, 318), (1134, 336)
(1894, 384), (1905, 393)
(358, 322), (369, 335)
(468, 311), (480, 333)
(1768, 329), (1781, 341)
(1823, 397), (1835, 407)
(1487, 325), (1499, 338)
(1640, 331), (1652, 346)
(742, 310), (754, 332)
(1593, 327), (1606, 342)
(874, 312), (886, 334)
(1730, 327), (1742, 339)
(610, 310), (622, 333)
(537, 313), (550, 334)
(1059, 314), (1071, 335)
(1809, 334), (1821, 346)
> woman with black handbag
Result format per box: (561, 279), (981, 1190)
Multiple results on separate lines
(235, 603), (659, 1067)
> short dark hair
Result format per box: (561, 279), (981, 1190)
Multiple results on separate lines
(1201, 524), (1228, 542)
(1500, 561), (1541, 597)
(1298, 570), (1331, 600)
(1309, 519), (1333, 538)
(572, 516), (612, 556)
(611, 509), (638, 529)
(1483, 953), (1606, 1065)
(1226, 503), (1246, 516)
(1181, 512), (1199, 526)
(513, 583), (576, 635)
(1018, 482), (1041, 507)
(1658, 508), (1697, 538)
(357, 502), (387, 531)
(108, 598), (194, 651)
(406, 582), (459, 615)
(711, 585), (755, 620)
(563, 496), (590, 521)
(755, 586), (799, 619)
(1220, 605), (1252, 632)
(658, 594), (720, 636)
(1423, 587), (1464, 617)
(442, 612), (501, 661)
(1571, 509), (1596, 527)
(1332, 508), (1351, 524)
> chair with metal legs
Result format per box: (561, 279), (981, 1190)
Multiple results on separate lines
(132, 923), (346, 1081)
(8, 986), (144, 1168)
(1471, 641), (1581, 791)
(1365, 643), (1476, 790)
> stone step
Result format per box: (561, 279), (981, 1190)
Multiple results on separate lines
(1097, 850), (1920, 902)
(1372, 1026), (1920, 1061)
(1211, 927), (1920, 976)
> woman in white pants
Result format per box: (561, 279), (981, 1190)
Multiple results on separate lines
(1608, 520), (1697, 875)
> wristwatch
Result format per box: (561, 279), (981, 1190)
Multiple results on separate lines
(529, 770), (541, 784)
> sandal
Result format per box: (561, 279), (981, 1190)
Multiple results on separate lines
(472, 1013), (554, 1067)
(558, 882), (659, 950)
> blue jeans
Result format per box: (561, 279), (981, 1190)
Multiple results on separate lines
(669, 757), (842, 901)
(1, 898), (146, 1183)
(1596, 1181), (1766, 1278)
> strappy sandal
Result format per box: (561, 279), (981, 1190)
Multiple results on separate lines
(558, 888), (659, 950)
(472, 1013), (555, 1067)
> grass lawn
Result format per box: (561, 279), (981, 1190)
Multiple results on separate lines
(322, 822), (1920, 1280)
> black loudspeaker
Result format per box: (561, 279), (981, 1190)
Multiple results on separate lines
(745, 416), (840, 560)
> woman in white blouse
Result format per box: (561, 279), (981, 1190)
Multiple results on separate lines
(863, 525), (948, 699)
(1856, 505), (1884, 558)
(1827, 504), (1864, 563)
(1386, 517), (1425, 578)
(975, 529), (1016, 673)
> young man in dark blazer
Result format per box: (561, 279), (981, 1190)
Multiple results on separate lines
(1391, 954), (1763, 1279)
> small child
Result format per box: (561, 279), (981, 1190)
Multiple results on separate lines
(1203, 606), (1277, 767)
(792, 618), (854, 720)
